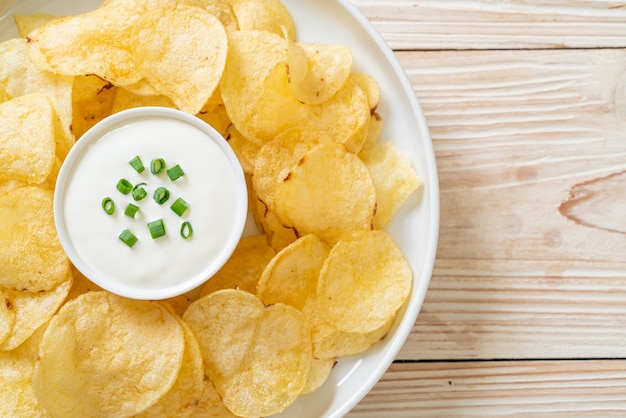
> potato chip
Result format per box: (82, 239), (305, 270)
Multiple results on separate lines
(183, 289), (312, 417)
(361, 140), (422, 228)
(33, 291), (185, 418)
(351, 72), (381, 112)
(250, 63), (371, 152)
(197, 96), (232, 139)
(0, 290), (15, 347)
(0, 187), (70, 293)
(225, 126), (260, 175)
(257, 234), (330, 310)
(359, 111), (384, 154)
(0, 155), (60, 197)
(13, 13), (56, 37)
(301, 356), (335, 395)
(0, 81), (9, 104)
(0, 94), (55, 184)
(135, 317), (204, 418)
(1, 273), (72, 351)
(71, 75), (116, 139)
(190, 378), (238, 418)
(196, 0), (239, 32)
(200, 234), (276, 296)
(271, 140), (377, 243)
(0, 324), (50, 418)
(252, 195), (299, 251)
(304, 299), (394, 359)
(131, 4), (228, 114)
(65, 265), (103, 302)
(317, 230), (412, 333)
(0, 38), (74, 157)
(251, 128), (321, 209)
(230, 0), (295, 39)
(111, 86), (175, 114)
(287, 40), (353, 105)
(220, 29), (288, 143)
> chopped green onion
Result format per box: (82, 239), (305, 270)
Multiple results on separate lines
(167, 164), (185, 181)
(150, 158), (166, 175)
(119, 229), (138, 248)
(101, 197), (115, 215)
(148, 219), (166, 239)
(180, 221), (193, 239)
(116, 179), (133, 195)
(170, 197), (189, 217)
(132, 182), (147, 201)
(129, 155), (145, 173)
(153, 187), (170, 205)
(124, 203), (139, 218)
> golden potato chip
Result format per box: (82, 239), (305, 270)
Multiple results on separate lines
(65, 264), (103, 302)
(0, 81), (10, 103)
(351, 72), (381, 112)
(225, 126), (260, 175)
(0, 38), (74, 157)
(163, 293), (195, 317)
(190, 378), (238, 418)
(200, 234), (276, 296)
(196, 97), (232, 139)
(251, 128), (321, 208)
(301, 356), (335, 395)
(271, 140), (376, 243)
(287, 40), (353, 105)
(230, 0), (295, 39)
(0, 324), (50, 418)
(0, 155), (59, 198)
(13, 13), (56, 37)
(1, 273), (72, 351)
(361, 140), (422, 228)
(33, 291), (185, 418)
(71, 75), (116, 139)
(317, 230), (412, 333)
(0, 94), (55, 184)
(0, 290), (15, 347)
(196, 0), (239, 32)
(359, 111), (384, 154)
(0, 187), (69, 293)
(135, 318), (204, 418)
(303, 298), (394, 359)
(257, 234), (330, 310)
(252, 195), (298, 251)
(183, 289), (312, 417)
(131, 4), (228, 114)
(250, 63), (370, 151)
(111, 86), (175, 114)
(220, 29), (287, 142)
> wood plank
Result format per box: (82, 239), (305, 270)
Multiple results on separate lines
(348, 360), (626, 416)
(388, 48), (626, 359)
(350, 0), (626, 50)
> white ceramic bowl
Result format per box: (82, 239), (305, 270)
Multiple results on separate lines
(54, 107), (248, 300)
(0, 0), (440, 416)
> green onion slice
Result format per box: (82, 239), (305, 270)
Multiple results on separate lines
(170, 197), (189, 217)
(101, 197), (115, 215)
(116, 179), (133, 195)
(150, 158), (166, 175)
(153, 187), (170, 205)
(129, 155), (145, 173)
(180, 221), (193, 239)
(119, 229), (138, 248)
(124, 203), (139, 218)
(167, 164), (185, 181)
(132, 182), (147, 201)
(148, 219), (166, 239)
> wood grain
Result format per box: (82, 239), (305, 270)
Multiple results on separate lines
(351, 0), (626, 50)
(348, 361), (626, 416)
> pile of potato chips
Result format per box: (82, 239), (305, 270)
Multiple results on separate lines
(0, 0), (422, 416)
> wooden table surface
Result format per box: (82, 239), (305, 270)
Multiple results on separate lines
(347, 1), (626, 416)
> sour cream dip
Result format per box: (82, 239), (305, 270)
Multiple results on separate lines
(54, 107), (248, 300)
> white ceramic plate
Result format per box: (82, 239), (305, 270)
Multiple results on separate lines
(0, 1), (439, 416)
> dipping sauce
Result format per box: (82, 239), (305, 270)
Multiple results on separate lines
(54, 107), (248, 300)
